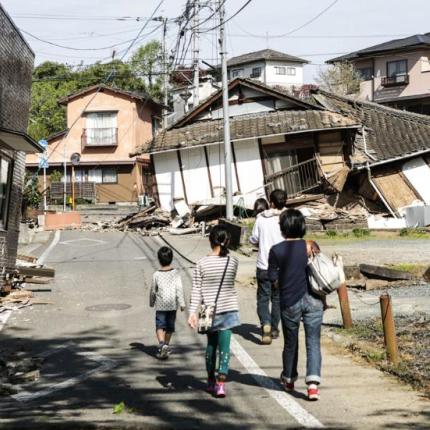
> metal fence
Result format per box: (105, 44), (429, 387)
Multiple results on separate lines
(50, 182), (97, 202)
(265, 157), (321, 197)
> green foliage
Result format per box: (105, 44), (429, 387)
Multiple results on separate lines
(50, 170), (62, 182)
(112, 401), (136, 415)
(29, 41), (164, 142)
(399, 228), (428, 237)
(22, 171), (41, 209)
(112, 401), (125, 415)
(352, 228), (371, 238)
(325, 230), (338, 237)
(316, 61), (362, 96)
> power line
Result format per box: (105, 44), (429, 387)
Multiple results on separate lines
(13, 13), (157, 22)
(31, 0), (166, 194)
(199, 0), (253, 34)
(21, 25), (162, 51)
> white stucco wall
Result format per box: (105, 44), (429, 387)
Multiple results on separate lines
(153, 139), (266, 211)
(228, 60), (304, 88)
(153, 151), (185, 211)
(179, 146), (212, 204)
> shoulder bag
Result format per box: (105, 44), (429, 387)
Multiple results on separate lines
(198, 256), (230, 334)
(306, 241), (343, 296)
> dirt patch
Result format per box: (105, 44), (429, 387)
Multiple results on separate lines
(325, 313), (430, 398)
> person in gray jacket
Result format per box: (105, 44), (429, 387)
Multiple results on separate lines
(249, 189), (287, 344)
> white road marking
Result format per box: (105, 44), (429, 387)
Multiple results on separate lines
(230, 336), (324, 428)
(133, 256), (147, 260)
(12, 344), (116, 402)
(59, 238), (107, 247)
(38, 230), (61, 265)
(0, 231), (60, 333)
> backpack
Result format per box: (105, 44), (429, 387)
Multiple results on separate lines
(306, 241), (344, 296)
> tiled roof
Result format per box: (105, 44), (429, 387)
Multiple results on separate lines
(312, 90), (430, 165)
(227, 49), (308, 67)
(58, 84), (164, 109)
(132, 110), (360, 155)
(328, 34), (430, 63)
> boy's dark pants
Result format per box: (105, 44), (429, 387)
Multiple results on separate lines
(256, 268), (280, 330)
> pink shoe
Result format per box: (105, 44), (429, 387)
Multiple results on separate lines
(206, 379), (216, 394)
(215, 382), (226, 398)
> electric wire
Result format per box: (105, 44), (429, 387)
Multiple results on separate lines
(198, 0), (253, 34)
(31, 0), (165, 183)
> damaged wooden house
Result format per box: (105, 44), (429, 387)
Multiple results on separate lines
(131, 78), (361, 216)
(313, 90), (430, 228)
(0, 6), (43, 287)
(132, 77), (430, 229)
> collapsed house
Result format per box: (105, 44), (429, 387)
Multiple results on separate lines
(131, 77), (430, 229)
(313, 90), (430, 228)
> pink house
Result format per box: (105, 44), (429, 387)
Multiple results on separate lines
(26, 85), (162, 204)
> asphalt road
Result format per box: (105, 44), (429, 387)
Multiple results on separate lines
(1, 230), (429, 429)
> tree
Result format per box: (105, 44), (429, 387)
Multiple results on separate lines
(316, 62), (362, 96)
(130, 40), (163, 99)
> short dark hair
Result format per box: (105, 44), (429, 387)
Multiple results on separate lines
(270, 189), (287, 210)
(157, 246), (173, 266)
(253, 198), (269, 216)
(209, 225), (231, 257)
(280, 209), (306, 239)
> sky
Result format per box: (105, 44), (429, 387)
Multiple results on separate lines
(3, 0), (430, 83)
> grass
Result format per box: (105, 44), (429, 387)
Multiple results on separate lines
(399, 228), (428, 238)
(387, 263), (428, 277)
(332, 315), (430, 398)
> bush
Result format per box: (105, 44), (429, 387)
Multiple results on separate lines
(50, 169), (62, 182)
(22, 171), (41, 209)
(325, 230), (338, 237)
(352, 228), (371, 238)
(399, 228), (428, 237)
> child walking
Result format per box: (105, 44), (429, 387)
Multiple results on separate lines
(150, 246), (185, 359)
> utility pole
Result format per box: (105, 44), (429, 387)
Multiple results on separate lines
(161, 17), (168, 129)
(192, 0), (200, 108)
(219, 1), (233, 219)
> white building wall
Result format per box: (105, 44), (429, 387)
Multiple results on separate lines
(233, 139), (266, 207)
(265, 60), (304, 87)
(153, 151), (185, 211)
(228, 60), (304, 88)
(207, 143), (239, 194)
(180, 146), (212, 204)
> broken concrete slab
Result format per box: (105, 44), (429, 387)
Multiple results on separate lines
(359, 264), (414, 281)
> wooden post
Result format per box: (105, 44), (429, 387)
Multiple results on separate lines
(337, 283), (353, 329)
(380, 293), (399, 365)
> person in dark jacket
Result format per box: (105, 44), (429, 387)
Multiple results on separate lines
(267, 209), (324, 401)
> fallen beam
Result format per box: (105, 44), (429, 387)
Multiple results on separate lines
(16, 266), (55, 278)
(359, 264), (413, 281)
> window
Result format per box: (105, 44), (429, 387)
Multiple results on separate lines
(85, 112), (118, 145)
(387, 60), (407, 77)
(286, 67), (296, 76)
(102, 168), (117, 184)
(231, 68), (244, 78)
(358, 67), (373, 80)
(250, 67), (262, 78)
(88, 168), (102, 183)
(0, 156), (12, 229)
(275, 66), (286, 75)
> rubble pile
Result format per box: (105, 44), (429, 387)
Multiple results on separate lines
(296, 191), (384, 230)
(0, 351), (43, 395)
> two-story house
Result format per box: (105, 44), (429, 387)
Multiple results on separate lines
(328, 34), (430, 114)
(226, 49), (308, 89)
(26, 85), (162, 204)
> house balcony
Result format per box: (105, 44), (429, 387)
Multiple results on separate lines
(381, 74), (409, 87)
(81, 128), (118, 151)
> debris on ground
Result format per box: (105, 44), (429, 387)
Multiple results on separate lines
(0, 350), (44, 394)
(328, 314), (430, 398)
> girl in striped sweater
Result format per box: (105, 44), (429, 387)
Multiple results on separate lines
(188, 225), (240, 398)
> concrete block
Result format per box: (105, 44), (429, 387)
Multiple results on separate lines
(44, 212), (81, 230)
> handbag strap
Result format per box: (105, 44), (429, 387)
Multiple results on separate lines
(212, 256), (230, 313)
